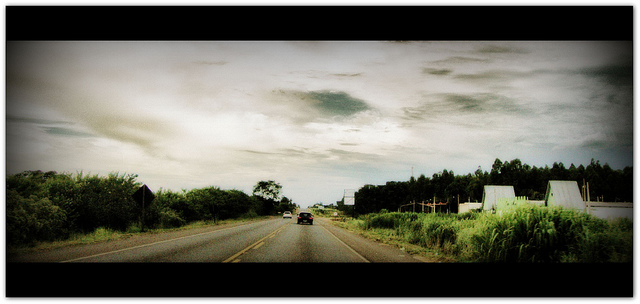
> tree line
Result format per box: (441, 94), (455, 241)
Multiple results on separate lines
(6, 171), (296, 246)
(349, 158), (633, 215)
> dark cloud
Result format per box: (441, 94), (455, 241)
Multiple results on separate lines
(401, 93), (523, 122)
(476, 44), (529, 54)
(578, 64), (633, 87)
(445, 94), (485, 112)
(454, 70), (533, 82)
(430, 56), (490, 65)
(269, 89), (374, 124)
(7, 115), (74, 126)
(304, 90), (372, 117)
(7, 115), (96, 138)
(41, 127), (95, 138)
(422, 68), (453, 76)
(445, 93), (522, 113)
(330, 73), (363, 77)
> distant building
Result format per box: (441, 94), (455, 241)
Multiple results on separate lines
(459, 202), (482, 213)
(482, 185), (515, 211)
(544, 180), (585, 212)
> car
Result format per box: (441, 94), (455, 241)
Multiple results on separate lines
(297, 212), (313, 225)
(283, 211), (292, 219)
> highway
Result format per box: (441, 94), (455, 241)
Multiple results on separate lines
(8, 214), (630, 297)
(9, 215), (422, 263)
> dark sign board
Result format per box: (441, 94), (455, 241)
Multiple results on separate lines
(132, 184), (155, 207)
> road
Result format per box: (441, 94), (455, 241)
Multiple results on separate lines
(9, 216), (422, 263)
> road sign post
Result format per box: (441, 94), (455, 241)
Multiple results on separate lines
(344, 189), (355, 218)
(132, 184), (155, 232)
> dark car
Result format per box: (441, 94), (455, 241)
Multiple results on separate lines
(297, 212), (313, 225)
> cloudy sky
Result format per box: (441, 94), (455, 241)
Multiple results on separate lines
(5, 41), (633, 207)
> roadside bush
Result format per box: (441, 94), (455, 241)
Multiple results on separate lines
(469, 204), (630, 262)
(158, 209), (187, 228)
(362, 212), (419, 229)
(362, 212), (465, 253)
(6, 190), (68, 246)
(6, 170), (277, 247)
(73, 173), (140, 232)
(419, 215), (459, 248)
(42, 173), (79, 232)
(567, 217), (633, 263)
(358, 204), (631, 262)
(215, 189), (254, 220)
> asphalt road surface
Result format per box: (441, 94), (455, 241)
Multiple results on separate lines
(9, 216), (422, 263)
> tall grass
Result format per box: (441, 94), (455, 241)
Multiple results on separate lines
(359, 205), (632, 263)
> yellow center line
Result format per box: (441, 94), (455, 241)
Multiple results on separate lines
(222, 224), (286, 263)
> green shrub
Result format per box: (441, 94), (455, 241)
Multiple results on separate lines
(567, 217), (633, 263)
(6, 170), (278, 247)
(158, 209), (187, 228)
(359, 205), (632, 263)
(363, 212), (464, 253)
(362, 212), (419, 230)
(469, 204), (631, 262)
(73, 173), (140, 232)
(421, 217), (458, 248)
(6, 190), (68, 246)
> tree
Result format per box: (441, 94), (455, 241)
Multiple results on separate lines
(490, 158), (504, 184)
(276, 196), (296, 214)
(252, 180), (282, 201)
(252, 180), (283, 215)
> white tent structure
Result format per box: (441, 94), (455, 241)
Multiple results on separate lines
(544, 180), (585, 211)
(482, 185), (515, 211)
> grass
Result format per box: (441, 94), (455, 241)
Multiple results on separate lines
(329, 205), (633, 263)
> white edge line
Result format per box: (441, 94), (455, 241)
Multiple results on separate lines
(319, 222), (370, 263)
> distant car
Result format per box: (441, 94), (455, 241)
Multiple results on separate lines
(297, 212), (313, 225)
(283, 211), (292, 219)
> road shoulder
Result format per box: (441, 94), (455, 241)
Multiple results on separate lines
(317, 217), (424, 262)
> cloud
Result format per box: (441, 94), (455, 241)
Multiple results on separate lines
(453, 69), (534, 82)
(430, 56), (490, 65)
(265, 89), (375, 125)
(304, 90), (372, 117)
(578, 64), (633, 87)
(422, 68), (453, 76)
(41, 126), (95, 138)
(7, 114), (96, 139)
(192, 60), (227, 66)
(475, 44), (530, 54)
(6, 115), (74, 126)
(5, 41), (634, 206)
(400, 93), (524, 124)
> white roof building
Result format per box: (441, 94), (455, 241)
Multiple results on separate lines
(544, 180), (585, 211)
(482, 185), (516, 211)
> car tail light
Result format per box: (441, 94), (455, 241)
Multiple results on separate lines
(309, 217), (313, 220)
